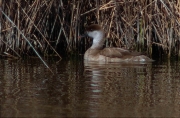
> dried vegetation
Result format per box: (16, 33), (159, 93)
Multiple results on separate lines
(0, 0), (180, 60)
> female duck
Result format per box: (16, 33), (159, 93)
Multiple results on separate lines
(83, 24), (153, 62)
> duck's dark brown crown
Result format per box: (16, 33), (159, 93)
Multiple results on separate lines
(85, 24), (102, 32)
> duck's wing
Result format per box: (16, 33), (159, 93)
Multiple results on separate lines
(99, 47), (142, 58)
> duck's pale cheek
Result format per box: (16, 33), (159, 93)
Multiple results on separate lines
(87, 32), (92, 37)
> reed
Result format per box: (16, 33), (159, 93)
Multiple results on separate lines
(0, 0), (180, 60)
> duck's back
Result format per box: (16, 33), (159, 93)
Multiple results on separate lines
(84, 47), (153, 62)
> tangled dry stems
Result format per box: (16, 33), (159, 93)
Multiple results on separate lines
(0, 0), (180, 60)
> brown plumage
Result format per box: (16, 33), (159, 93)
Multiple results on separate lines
(83, 24), (153, 62)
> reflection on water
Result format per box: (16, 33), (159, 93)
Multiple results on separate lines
(0, 57), (180, 117)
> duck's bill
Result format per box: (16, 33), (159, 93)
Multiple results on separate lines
(78, 33), (87, 39)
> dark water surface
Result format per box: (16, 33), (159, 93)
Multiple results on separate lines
(0, 57), (180, 117)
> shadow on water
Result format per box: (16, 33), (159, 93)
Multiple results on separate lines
(0, 57), (180, 117)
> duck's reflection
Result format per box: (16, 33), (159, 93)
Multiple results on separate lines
(84, 61), (153, 117)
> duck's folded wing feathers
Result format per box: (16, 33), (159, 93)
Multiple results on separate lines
(99, 48), (142, 58)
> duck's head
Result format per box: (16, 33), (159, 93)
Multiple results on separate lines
(85, 24), (104, 39)
(82, 24), (105, 49)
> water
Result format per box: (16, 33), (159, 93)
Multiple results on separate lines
(0, 57), (180, 117)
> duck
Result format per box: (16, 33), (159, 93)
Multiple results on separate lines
(81, 24), (153, 62)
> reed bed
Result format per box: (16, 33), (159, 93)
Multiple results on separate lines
(0, 0), (180, 60)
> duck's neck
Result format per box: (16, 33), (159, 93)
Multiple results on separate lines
(90, 31), (105, 49)
(90, 38), (104, 49)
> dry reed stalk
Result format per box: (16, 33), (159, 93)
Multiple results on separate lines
(0, 0), (1, 46)
(68, 0), (76, 50)
(114, 0), (119, 39)
(96, 0), (100, 23)
(74, 1), (80, 48)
